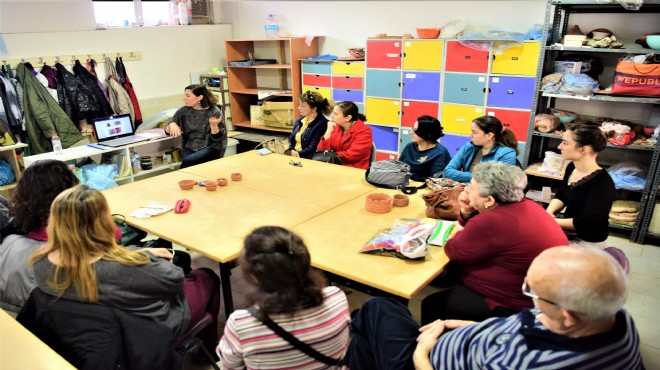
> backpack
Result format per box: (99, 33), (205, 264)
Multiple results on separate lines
(365, 160), (426, 194)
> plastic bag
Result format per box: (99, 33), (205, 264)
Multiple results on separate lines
(0, 160), (15, 185)
(557, 73), (600, 95)
(534, 114), (560, 133)
(360, 219), (436, 260)
(439, 19), (467, 39)
(538, 151), (567, 177)
(82, 163), (119, 190)
(607, 161), (647, 191)
(427, 221), (455, 247)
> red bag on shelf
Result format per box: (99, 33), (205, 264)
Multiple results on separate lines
(611, 60), (660, 97)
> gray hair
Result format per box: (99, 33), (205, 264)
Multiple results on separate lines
(472, 162), (527, 204)
(554, 247), (628, 322)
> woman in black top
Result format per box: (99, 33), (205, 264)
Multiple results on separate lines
(287, 90), (333, 159)
(546, 125), (615, 248)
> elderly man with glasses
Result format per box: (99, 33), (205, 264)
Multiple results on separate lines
(346, 246), (643, 370)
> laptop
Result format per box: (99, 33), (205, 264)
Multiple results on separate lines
(93, 114), (151, 147)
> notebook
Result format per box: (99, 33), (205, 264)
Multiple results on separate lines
(93, 114), (151, 147)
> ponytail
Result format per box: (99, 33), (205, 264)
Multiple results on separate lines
(473, 115), (518, 154)
(499, 129), (519, 155)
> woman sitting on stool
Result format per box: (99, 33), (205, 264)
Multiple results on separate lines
(421, 162), (567, 324)
(317, 101), (373, 170)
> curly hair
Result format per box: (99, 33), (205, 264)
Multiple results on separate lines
(10, 160), (79, 233)
(241, 226), (327, 318)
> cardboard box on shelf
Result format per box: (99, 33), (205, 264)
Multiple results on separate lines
(262, 102), (294, 129)
(554, 61), (582, 74)
(250, 105), (264, 126)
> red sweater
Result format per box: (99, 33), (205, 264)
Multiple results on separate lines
(445, 199), (568, 311)
(317, 119), (373, 170)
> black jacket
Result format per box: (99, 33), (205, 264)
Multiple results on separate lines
(17, 288), (181, 370)
(55, 63), (102, 125)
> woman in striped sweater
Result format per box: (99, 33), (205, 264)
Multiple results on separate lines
(216, 226), (351, 369)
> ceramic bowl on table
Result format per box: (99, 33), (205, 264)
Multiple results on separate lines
(178, 180), (197, 190)
(365, 193), (393, 214)
(204, 180), (218, 191)
(217, 178), (228, 186)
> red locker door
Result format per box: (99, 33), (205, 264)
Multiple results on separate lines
(375, 151), (399, 161)
(401, 101), (440, 128)
(366, 40), (403, 69)
(445, 41), (489, 73)
(485, 108), (531, 142)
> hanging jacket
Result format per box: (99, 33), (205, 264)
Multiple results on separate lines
(0, 72), (24, 134)
(87, 59), (110, 101)
(16, 63), (82, 154)
(117, 57), (142, 127)
(55, 63), (102, 126)
(104, 57), (134, 122)
(73, 60), (114, 118)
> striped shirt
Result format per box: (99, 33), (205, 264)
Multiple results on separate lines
(431, 308), (644, 370)
(217, 286), (350, 370)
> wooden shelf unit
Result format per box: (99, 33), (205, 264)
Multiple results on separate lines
(225, 38), (319, 131)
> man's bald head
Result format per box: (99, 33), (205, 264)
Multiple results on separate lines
(528, 246), (628, 322)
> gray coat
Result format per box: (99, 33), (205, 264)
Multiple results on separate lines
(0, 234), (44, 312)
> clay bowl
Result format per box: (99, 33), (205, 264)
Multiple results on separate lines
(365, 193), (393, 214)
(393, 194), (410, 207)
(204, 180), (218, 191)
(231, 173), (242, 181)
(217, 178), (228, 186)
(178, 179), (197, 190)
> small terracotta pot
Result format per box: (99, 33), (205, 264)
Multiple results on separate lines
(365, 193), (393, 214)
(217, 178), (228, 186)
(231, 173), (242, 181)
(393, 194), (409, 207)
(204, 180), (218, 191)
(178, 179), (196, 190)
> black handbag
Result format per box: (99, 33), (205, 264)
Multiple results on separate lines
(112, 214), (147, 246)
(310, 150), (341, 165)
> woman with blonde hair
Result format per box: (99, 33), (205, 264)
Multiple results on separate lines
(30, 185), (220, 352)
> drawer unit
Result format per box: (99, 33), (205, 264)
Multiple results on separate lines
(301, 61), (332, 74)
(302, 86), (332, 100)
(485, 108), (532, 142)
(402, 71), (441, 101)
(487, 76), (535, 110)
(402, 40), (443, 71)
(443, 73), (487, 106)
(302, 74), (331, 87)
(491, 42), (540, 76)
(332, 61), (364, 75)
(445, 41), (489, 73)
(332, 75), (363, 90)
(366, 69), (402, 99)
(366, 97), (400, 127)
(333, 89), (364, 103)
(367, 40), (403, 69)
(441, 104), (484, 135)
(401, 101), (440, 128)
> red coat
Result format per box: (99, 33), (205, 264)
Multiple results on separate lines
(445, 199), (568, 312)
(317, 119), (373, 170)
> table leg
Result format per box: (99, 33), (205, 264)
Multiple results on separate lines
(324, 271), (409, 306)
(219, 261), (236, 319)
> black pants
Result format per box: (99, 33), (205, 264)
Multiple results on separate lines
(421, 285), (516, 325)
(180, 147), (220, 169)
(347, 298), (419, 370)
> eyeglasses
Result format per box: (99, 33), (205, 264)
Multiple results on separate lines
(522, 279), (560, 307)
(410, 128), (418, 136)
(289, 160), (303, 167)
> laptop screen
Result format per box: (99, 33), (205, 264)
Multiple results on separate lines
(94, 115), (134, 141)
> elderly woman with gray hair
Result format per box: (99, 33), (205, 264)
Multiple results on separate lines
(421, 162), (568, 324)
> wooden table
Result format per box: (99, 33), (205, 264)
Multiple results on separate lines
(0, 309), (75, 369)
(292, 188), (449, 300)
(179, 152), (375, 208)
(103, 170), (327, 316)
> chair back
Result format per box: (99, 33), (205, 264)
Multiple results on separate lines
(370, 143), (377, 163)
(604, 246), (631, 277)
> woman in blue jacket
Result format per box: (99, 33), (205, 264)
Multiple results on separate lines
(287, 90), (333, 159)
(443, 116), (518, 182)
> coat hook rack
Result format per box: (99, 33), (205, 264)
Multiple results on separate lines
(2, 51), (142, 68)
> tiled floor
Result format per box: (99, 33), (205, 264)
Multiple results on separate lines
(186, 232), (660, 369)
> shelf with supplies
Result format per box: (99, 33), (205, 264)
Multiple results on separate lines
(23, 135), (181, 185)
(200, 73), (232, 130)
(0, 143), (29, 194)
(225, 37), (320, 132)
(523, 0), (660, 244)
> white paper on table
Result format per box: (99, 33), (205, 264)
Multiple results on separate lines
(130, 202), (174, 219)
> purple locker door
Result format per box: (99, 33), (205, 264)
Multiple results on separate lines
(370, 125), (399, 152)
(487, 76), (535, 109)
(441, 134), (471, 158)
(402, 72), (441, 101)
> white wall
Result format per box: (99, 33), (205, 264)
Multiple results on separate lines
(220, 0), (547, 55)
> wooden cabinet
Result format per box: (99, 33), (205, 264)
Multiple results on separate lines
(225, 38), (318, 133)
(0, 143), (28, 197)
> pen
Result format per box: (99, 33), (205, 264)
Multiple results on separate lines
(87, 144), (105, 150)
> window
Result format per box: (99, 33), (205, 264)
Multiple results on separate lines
(93, 0), (170, 28)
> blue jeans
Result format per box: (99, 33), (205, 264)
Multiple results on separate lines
(347, 298), (419, 370)
(180, 147), (220, 169)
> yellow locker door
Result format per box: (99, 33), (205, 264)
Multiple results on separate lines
(302, 86), (332, 100)
(366, 98), (400, 126)
(441, 104), (484, 135)
(402, 40), (443, 71)
(332, 61), (365, 76)
(491, 42), (540, 76)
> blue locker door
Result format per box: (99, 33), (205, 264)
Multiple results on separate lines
(399, 127), (413, 154)
(441, 134), (471, 158)
(366, 69), (402, 99)
(443, 73), (487, 106)
(371, 125), (400, 152)
(333, 89), (364, 103)
(487, 76), (535, 109)
(402, 71), (441, 101)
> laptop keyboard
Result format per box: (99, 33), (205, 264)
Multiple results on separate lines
(100, 135), (148, 147)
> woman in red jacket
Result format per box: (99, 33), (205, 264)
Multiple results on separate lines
(317, 101), (373, 170)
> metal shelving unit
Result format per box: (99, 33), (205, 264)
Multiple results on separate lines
(524, 0), (660, 244)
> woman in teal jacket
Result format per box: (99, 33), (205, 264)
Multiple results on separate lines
(443, 116), (518, 182)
